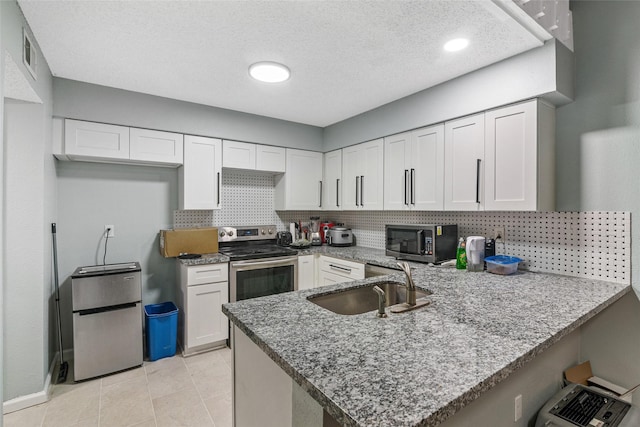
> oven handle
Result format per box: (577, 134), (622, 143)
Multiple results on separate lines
(231, 256), (299, 270)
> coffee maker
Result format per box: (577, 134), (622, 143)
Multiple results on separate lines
(309, 217), (322, 246)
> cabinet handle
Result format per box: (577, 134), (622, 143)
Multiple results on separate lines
(410, 168), (415, 205)
(336, 178), (340, 207)
(355, 176), (360, 206)
(217, 172), (221, 206)
(476, 159), (481, 204)
(329, 264), (352, 273)
(404, 169), (409, 205)
(319, 181), (323, 208)
(360, 175), (364, 207)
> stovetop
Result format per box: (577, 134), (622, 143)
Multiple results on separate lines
(219, 242), (297, 261)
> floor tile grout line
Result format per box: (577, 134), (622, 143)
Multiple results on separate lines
(143, 362), (160, 427)
(183, 354), (218, 426)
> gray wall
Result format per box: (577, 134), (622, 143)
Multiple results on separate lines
(323, 39), (573, 151)
(53, 78), (324, 151)
(56, 161), (178, 353)
(1, 0), (55, 405)
(555, 0), (640, 405)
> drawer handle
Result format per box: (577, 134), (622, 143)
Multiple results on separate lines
(329, 264), (352, 273)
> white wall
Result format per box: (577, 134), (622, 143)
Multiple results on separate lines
(0, 1), (5, 419)
(1, 0), (55, 407)
(53, 78), (324, 151)
(56, 161), (178, 351)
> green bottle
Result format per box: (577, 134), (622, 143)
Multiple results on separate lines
(456, 238), (467, 270)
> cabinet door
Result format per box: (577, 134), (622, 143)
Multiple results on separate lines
(484, 100), (537, 211)
(223, 140), (256, 169)
(186, 282), (229, 348)
(384, 132), (412, 210)
(180, 135), (222, 210)
(360, 139), (384, 210)
(341, 145), (361, 210)
(129, 128), (184, 165)
(256, 145), (286, 172)
(279, 149), (323, 210)
(444, 113), (485, 211)
(317, 270), (355, 287)
(64, 119), (130, 160)
(323, 150), (342, 210)
(412, 124), (444, 210)
(298, 255), (316, 290)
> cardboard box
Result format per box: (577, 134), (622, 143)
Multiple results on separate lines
(159, 227), (218, 257)
(564, 360), (635, 403)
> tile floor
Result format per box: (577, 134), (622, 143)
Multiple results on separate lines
(4, 347), (233, 427)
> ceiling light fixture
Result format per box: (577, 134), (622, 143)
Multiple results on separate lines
(249, 62), (290, 83)
(443, 38), (469, 52)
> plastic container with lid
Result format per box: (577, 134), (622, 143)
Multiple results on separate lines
(484, 255), (522, 275)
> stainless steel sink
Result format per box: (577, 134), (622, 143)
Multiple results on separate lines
(308, 281), (431, 315)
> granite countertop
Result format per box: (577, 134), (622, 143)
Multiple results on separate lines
(177, 252), (229, 265)
(222, 247), (631, 427)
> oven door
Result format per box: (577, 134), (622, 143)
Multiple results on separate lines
(230, 256), (298, 302)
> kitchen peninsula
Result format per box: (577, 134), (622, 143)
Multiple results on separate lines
(223, 248), (630, 427)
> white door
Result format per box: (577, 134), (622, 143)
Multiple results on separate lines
(64, 119), (130, 160)
(285, 149), (323, 210)
(384, 132), (411, 210)
(297, 255), (316, 290)
(223, 140), (256, 169)
(484, 100), (537, 211)
(256, 145), (286, 172)
(186, 282), (228, 348)
(180, 135), (222, 210)
(412, 124), (444, 210)
(129, 128), (184, 165)
(360, 139), (384, 210)
(323, 150), (342, 210)
(444, 113), (485, 211)
(341, 145), (361, 209)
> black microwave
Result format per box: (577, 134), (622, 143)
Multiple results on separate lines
(385, 224), (458, 264)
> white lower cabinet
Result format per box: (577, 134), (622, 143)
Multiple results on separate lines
(317, 256), (364, 287)
(297, 255), (316, 290)
(177, 262), (229, 355)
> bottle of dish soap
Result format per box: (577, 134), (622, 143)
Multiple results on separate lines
(456, 237), (467, 270)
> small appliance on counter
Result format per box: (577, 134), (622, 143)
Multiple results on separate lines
(466, 236), (485, 272)
(385, 224), (457, 264)
(320, 221), (335, 244)
(276, 231), (293, 246)
(327, 227), (353, 247)
(309, 217), (322, 246)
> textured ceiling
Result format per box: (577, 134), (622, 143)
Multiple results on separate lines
(18, 0), (547, 127)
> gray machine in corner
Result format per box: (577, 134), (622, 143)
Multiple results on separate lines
(71, 262), (143, 381)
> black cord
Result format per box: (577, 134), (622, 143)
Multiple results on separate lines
(103, 228), (110, 265)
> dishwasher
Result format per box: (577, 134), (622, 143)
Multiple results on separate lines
(71, 262), (143, 381)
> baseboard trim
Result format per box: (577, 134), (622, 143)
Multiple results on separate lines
(2, 351), (63, 414)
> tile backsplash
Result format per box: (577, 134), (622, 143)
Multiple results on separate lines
(175, 170), (630, 284)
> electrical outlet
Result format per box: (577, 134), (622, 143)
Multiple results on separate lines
(105, 224), (115, 237)
(493, 227), (505, 241)
(514, 394), (522, 422)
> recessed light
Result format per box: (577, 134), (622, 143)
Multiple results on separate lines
(249, 62), (290, 83)
(443, 38), (469, 52)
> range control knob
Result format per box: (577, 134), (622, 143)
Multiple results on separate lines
(219, 231), (226, 237)
(261, 229), (266, 235)
(268, 229), (274, 235)
(228, 230), (234, 237)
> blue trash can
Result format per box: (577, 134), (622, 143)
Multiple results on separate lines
(144, 302), (178, 361)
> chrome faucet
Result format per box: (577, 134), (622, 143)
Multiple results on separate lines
(397, 262), (416, 306)
(372, 285), (387, 318)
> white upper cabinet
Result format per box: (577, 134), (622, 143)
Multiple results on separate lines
(130, 128), (183, 165)
(61, 119), (182, 166)
(223, 140), (286, 173)
(274, 149), (323, 210)
(342, 139), (384, 210)
(256, 145), (286, 173)
(384, 124), (444, 210)
(223, 140), (256, 169)
(323, 149), (342, 210)
(179, 135), (222, 210)
(484, 99), (555, 211)
(444, 113), (485, 211)
(64, 119), (130, 160)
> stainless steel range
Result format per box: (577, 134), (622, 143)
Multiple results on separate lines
(218, 225), (298, 302)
